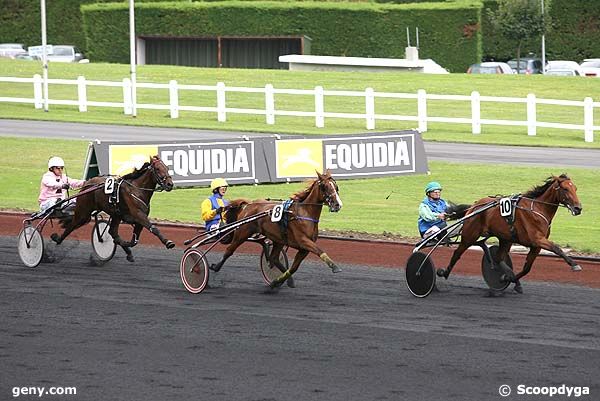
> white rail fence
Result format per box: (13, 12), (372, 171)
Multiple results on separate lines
(0, 74), (597, 142)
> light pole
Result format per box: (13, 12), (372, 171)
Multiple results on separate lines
(41, 0), (49, 111)
(541, 0), (546, 73)
(129, 0), (137, 117)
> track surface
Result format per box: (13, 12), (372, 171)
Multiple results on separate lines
(2, 228), (599, 400)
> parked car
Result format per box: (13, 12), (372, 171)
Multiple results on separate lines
(507, 57), (544, 74)
(467, 62), (514, 74)
(14, 53), (39, 61)
(545, 60), (582, 76)
(0, 43), (27, 59)
(45, 45), (87, 63)
(580, 59), (600, 77)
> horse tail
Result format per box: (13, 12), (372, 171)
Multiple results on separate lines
(225, 199), (250, 224)
(446, 201), (471, 220)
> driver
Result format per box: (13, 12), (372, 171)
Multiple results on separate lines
(38, 156), (85, 213)
(201, 178), (229, 231)
(418, 181), (448, 238)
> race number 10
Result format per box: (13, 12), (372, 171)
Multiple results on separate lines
(499, 197), (512, 217)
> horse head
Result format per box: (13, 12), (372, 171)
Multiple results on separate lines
(316, 170), (342, 212)
(553, 174), (581, 216)
(150, 155), (174, 192)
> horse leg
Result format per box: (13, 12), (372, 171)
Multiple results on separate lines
(209, 233), (246, 272)
(512, 247), (541, 294)
(122, 224), (143, 248)
(437, 242), (470, 279)
(268, 243), (295, 288)
(293, 237), (342, 273)
(495, 239), (516, 282)
(129, 212), (174, 249)
(50, 211), (90, 245)
(108, 218), (135, 262)
(269, 249), (308, 290)
(536, 237), (582, 272)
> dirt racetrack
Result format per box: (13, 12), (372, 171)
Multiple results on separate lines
(2, 211), (599, 288)
(2, 211), (600, 401)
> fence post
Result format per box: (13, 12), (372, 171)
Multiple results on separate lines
(169, 80), (179, 119)
(122, 78), (132, 115)
(365, 87), (375, 130)
(471, 91), (481, 134)
(265, 84), (275, 125)
(527, 93), (537, 136)
(217, 82), (226, 122)
(77, 76), (87, 112)
(417, 89), (427, 132)
(315, 86), (324, 128)
(584, 97), (594, 143)
(33, 74), (43, 109)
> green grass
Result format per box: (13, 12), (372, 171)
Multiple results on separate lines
(1, 58), (600, 148)
(2, 136), (598, 253)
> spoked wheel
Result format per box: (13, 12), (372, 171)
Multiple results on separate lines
(405, 251), (436, 298)
(481, 245), (513, 291)
(18, 226), (44, 268)
(259, 243), (289, 285)
(91, 219), (116, 262)
(180, 248), (209, 294)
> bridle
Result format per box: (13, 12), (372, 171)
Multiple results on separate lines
(318, 177), (341, 210)
(149, 158), (172, 191)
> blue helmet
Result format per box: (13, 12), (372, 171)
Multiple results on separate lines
(425, 181), (442, 194)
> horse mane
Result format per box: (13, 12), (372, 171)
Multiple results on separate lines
(523, 173), (570, 199)
(121, 162), (151, 180)
(291, 177), (321, 202)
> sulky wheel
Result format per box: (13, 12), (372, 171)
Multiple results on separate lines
(180, 248), (209, 294)
(91, 219), (117, 262)
(481, 245), (514, 291)
(18, 226), (44, 268)
(405, 251), (436, 298)
(260, 243), (289, 285)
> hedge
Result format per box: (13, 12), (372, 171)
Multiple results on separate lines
(82, 1), (481, 72)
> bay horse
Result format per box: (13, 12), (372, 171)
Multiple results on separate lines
(437, 174), (582, 293)
(50, 155), (175, 262)
(210, 170), (343, 290)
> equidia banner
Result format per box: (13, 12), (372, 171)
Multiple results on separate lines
(84, 130), (428, 187)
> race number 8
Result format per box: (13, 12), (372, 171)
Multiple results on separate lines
(104, 177), (115, 194)
(271, 204), (284, 222)
(499, 197), (512, 217)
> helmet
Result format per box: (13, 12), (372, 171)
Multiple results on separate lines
(425, 181), (442, 194)
(210, 178), (228, 191)
(48, 156), (65, 169)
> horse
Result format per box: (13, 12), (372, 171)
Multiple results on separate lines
(210, 170), (343, 290)
(437, 174), (582, 293)
(50, 155), (175, 262)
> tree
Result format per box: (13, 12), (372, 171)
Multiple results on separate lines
(488, 0), (551, 72)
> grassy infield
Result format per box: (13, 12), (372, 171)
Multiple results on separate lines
(1, 58), (599, 253)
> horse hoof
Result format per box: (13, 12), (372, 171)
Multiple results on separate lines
(331, 265), (342, 273)
(165, 240), (175, 249)
(514, 284), (523, 294)
(126, 255), (135, 263)
(436, 268), (447, 279)
(286, 277), (296, 288)
(50, 233), (61, 244)
(209, 264), (221, 273)
(571, 264), (582, 272)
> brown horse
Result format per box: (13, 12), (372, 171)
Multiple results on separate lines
(437, 174), (582, 293)
(50, 155), (175, 262)
(210, 171), (343, 290)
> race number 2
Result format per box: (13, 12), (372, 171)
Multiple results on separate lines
(271, 204), (284, 222)
(104, 177), (115, 194)
(499, 197), (512, 217)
